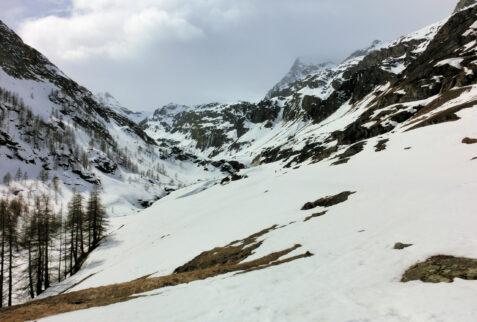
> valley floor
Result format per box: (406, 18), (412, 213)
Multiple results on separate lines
(3, 104), (477, 321)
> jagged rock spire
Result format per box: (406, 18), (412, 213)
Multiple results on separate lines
(454, 0), (476, 13)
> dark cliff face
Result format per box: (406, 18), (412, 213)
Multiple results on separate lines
(329, 5), (477, 143)
(383, 5), (477, 104)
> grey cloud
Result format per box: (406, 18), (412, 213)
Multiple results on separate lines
(1, 0), (457, 110)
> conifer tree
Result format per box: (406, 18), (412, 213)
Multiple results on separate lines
(6, 198), (21, 305)
(21, 195), (61, 297)
(0, 199), (8, 307)
(67, 191), (85, 274)
(86, 186), (108, 249)
(2, 173), (11, 186)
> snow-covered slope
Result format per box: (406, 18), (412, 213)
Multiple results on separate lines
(1, 1), (477, 321)
(41, 85), (477, 321)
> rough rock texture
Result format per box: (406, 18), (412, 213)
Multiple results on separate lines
(393, 242), (413, 250)
(93, 156), (118, 174)
(402, 255), (477, 282)
(301, 191), (356, 210)
(375, 139), (389, 152)
(462, 137), (477, 144)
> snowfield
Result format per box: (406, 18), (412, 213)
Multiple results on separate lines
(40, 102), (477, 321)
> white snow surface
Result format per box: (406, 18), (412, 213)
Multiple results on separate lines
(435, 58), (465, 69)
(40, 100), (477, 321)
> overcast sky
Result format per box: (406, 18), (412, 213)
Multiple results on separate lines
(0, 0), (456, 111)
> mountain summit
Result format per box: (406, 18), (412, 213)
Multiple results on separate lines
(266, 58), (335, 98)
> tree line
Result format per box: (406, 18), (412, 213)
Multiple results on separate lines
(0, 187), (108, 307)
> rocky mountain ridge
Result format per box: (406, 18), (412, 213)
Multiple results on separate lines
(141, 4), (476, 170)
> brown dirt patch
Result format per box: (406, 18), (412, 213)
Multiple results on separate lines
(304, 210), (328, 222)
(401, 255), (477, 283)
(0, 226), (312, 321)
(301, 191), (356, 210)
(462, 137), (477, 144)
(174, 225), (277, 273)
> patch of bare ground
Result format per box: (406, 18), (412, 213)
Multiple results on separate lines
(331, 142), (366, 165)
(304, 210), (328, 222)
(301, 191), (356, 210)
(0, 226), (312, 321)
(374, 139), (389, 152)
(406, 87), (477, 131)
(174, 225), (278, 273)
(393, 242), (413, 250)
(462, 137), (477, 144)
(401, 255), (477, 283)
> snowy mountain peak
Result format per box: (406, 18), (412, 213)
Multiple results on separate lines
(96, 91), (121, 106)
(154, 102), (191, 116)
(266, 58), (335, 98)
(344, 39), (385, 61)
